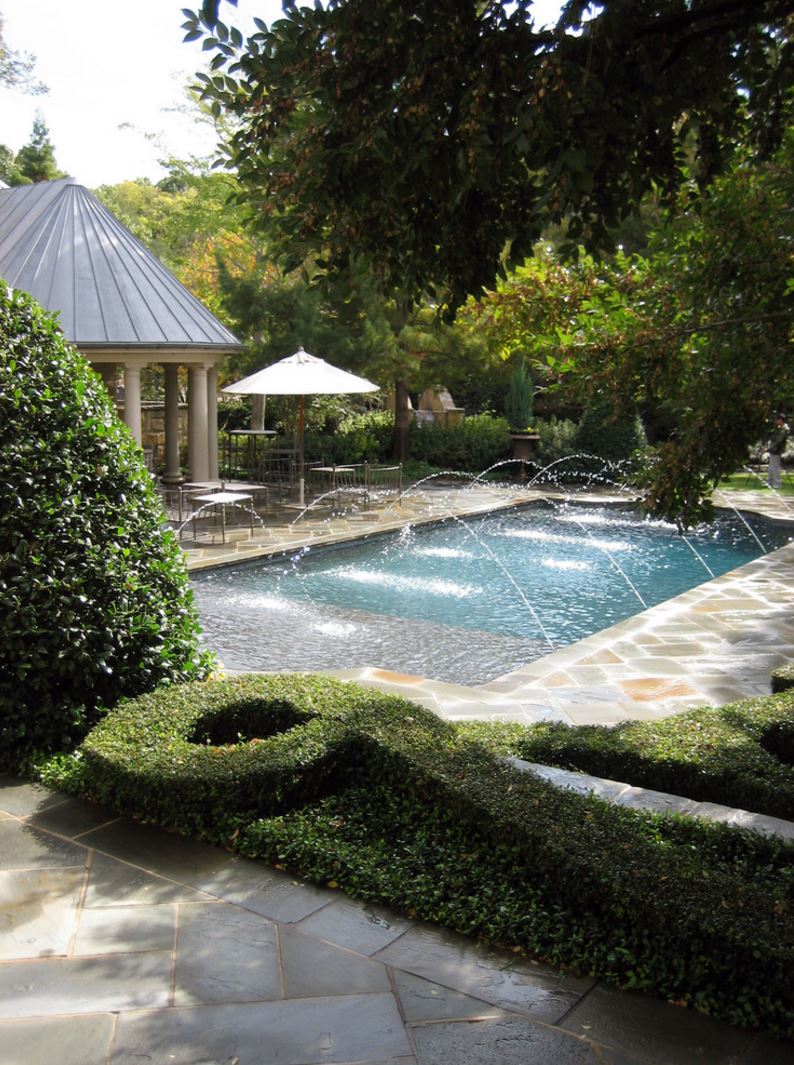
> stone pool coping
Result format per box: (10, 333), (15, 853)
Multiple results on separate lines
(509, 758), (794, 842)
(184, 484), (794, 727)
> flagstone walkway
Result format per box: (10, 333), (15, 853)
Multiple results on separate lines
(1, 775), (790, 1065)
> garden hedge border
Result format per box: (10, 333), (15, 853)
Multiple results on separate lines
(458, 691), (794, 822)
(772, 665), (794, 694)
(41, 674), (794, 1037)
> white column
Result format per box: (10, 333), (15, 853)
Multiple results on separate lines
(207, 365), (219, 481)
(188, 364), (210, 482)
(123, 365), (142, 445)
(162, 363), (183, 485)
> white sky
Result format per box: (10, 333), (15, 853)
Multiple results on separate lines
(1, 0), (563, 189)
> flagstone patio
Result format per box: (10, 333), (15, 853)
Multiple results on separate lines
(1, 775), (790, 1065)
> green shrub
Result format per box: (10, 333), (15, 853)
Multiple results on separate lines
(571, 396), (648, 481)
(457, 691), (794, 821)
(216, 398), (251, 431)
(41, 673), (794, 1037)
(41, 674), (451, 835)
(0, 285), (211, 761)
(772, 664), (794, 694)
(325, 409), (394, 464)
(408, 413), (511, 472)
(504, 359), (534, 431)
(535, 416), (579, 472)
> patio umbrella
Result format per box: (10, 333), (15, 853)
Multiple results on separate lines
(223, 347), (379, 505)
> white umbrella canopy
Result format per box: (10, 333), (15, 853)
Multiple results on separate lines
(222, 347), (380, 504)
(223, 346), (380, 396)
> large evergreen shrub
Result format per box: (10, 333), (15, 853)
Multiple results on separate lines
(571, 396), (648, 481)
(573, 396), (647, 465)
(0, 285), (212, 760)
(504, 359), (534, 431)
(305, 409), (394, 464)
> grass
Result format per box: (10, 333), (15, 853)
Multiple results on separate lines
(717, 470), (794, 495)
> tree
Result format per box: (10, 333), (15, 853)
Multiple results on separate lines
(468, 136), (794, 526)
(185, 0), (794, 314)
(0, 143), (27, 186)
(96, 161), (262, 322)
(217, 256), (487, 458)
(0, 11), (46, 94)
(565, 145), (794, 525)
(13, 115), (64, 183)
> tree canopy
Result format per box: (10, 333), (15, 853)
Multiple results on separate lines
(0, 10), (46, 94)
(464, 134), (794, 524)
(96, 161), (258, 322)
(11, 115), (64, 184)
(186, 0), (794, 313)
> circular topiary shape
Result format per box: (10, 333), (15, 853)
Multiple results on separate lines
(75, 673), (450, 835)
(0, 285), (212, 759)
(760, 722), (794, 766)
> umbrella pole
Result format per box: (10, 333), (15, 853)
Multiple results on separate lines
(298, 395), (305, 507)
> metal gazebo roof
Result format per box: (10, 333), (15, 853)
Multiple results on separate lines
(0, 177), (241, 354)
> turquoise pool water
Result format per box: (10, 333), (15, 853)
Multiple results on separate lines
(192, 503), (792, 685)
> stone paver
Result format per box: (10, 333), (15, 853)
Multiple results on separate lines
(2, 777), (790, 1064)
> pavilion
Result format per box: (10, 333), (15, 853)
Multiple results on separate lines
(0, 176), (243, 483)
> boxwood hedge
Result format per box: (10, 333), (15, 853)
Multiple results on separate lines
(773, 665), (794, 694)
(457, 692), (794, 822)
(0, 285), (211, 760)
(41, 673), (794, 1038)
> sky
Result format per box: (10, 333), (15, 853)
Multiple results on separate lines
(1, 0), (564, 189)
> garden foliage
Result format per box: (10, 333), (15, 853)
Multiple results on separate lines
(408, 413), (510, 473)
(305, 410), (394, 465)
(772, 665), (794, 695)
(571, 396), (648, 477)
(504, 359), (534, 431)
(458, 691), (794, 822)
(0, 286), (211, 760)
(41, 672), (794, 1037)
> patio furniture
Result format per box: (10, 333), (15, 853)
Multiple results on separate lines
(306, 463), (402, 512)
(365, 463), (403, 504)
(160, 481), (268, 529)
(220, 428), (277, 481)
(189, 490), (255, 544)
(223, 347), (379, 506)
(257, 448), (300, 498)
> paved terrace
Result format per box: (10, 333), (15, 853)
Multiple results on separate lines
(1, 775), (790, 1065)
(183, 482), (794, 727)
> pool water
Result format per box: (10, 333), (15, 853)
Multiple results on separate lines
(192, 503), (792, 685)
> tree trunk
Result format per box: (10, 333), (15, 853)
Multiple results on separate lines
(391, 379), (411, 462)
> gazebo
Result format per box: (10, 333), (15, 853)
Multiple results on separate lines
(0, 177), (243, 483)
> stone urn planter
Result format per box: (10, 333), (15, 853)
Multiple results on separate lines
(509, 432), (540, 482)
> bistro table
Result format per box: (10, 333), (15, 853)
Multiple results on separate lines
(190, 490), (254, 544)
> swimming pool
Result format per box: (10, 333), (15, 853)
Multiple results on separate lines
(192, 503), (792, 685)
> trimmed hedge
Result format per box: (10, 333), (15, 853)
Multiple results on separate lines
(408, 413), (511, 473)
(457, 691), (794, 822)
(0, 285), (211, 760)
(772, 665), (794, 694)
(40, 673), (794, 1037)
